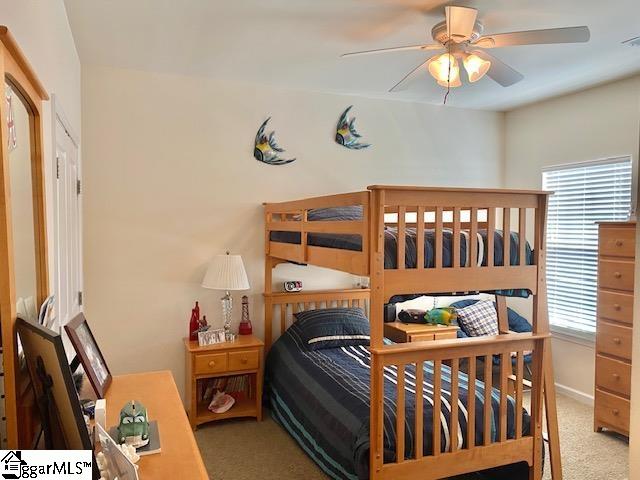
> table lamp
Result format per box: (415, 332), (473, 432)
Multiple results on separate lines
(201, 252), (250, 340)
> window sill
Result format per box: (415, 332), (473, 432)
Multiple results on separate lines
(550, 325), (595, 348)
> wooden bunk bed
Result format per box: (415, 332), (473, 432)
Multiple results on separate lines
(263, 185), (561, 480)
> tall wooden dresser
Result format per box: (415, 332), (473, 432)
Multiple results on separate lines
(594, 221), (635, 436)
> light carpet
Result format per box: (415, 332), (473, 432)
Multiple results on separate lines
(195, 393), (628, 480)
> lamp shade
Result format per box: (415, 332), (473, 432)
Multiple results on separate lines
(202, 254), (250, 291)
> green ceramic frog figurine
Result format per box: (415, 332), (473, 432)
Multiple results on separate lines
(117, 400), (149, 448)
(424, 307), (457, 326)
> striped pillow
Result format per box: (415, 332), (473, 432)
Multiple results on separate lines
(456, 299), (499, 337)
(294, 307), (370, 350)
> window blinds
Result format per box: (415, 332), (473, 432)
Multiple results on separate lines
(542, 156), (633, 333)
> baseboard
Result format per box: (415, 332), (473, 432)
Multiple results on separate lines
(555, 382), (594, 406)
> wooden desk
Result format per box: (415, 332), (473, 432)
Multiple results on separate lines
(105, 371), (208, 479)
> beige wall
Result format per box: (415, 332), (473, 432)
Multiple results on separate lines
(81, 64), (504, 399)
(504, 75), (640, 402)
(1, 0), (82, 288)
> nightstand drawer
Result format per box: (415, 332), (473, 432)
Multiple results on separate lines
(194, 353), (228, 374)
(434, 331), (458, 340)
(228, 350), (259, 371)
(410, 333), (435, 342)
(596, 355), (631, 397)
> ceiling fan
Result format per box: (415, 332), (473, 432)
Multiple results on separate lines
(341, 5), (590, 92)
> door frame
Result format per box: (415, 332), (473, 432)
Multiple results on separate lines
(51, 94), (82, 332)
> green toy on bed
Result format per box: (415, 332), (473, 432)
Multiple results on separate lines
(397, 307), (457, 326)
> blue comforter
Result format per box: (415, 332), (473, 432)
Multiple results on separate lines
(265, 324), (532, 480)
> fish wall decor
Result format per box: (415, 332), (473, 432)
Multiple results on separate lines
(253, 117), (295, 165)
(335, 106), (370, 150)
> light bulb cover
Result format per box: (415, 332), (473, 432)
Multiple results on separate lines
(428, 53), (460, 84)
(463, 54), (491, 83)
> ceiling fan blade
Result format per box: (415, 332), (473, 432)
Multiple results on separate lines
(341, 44), (442, 58)
(476, 26), (590, 48)
(470, 50), (524, 87)
(445, 6), (478, 42)
(389, 58), (433, 92)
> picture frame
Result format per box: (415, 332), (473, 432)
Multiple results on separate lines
(94, 423), (139, 480)
(198, 328), (226, 346)
(65, 312), (112, 398)
(16, 318), (99, 479)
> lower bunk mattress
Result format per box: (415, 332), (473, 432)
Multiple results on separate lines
(265, 324), (533, 480)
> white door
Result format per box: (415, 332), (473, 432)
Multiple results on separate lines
(53, 102), (82, 340)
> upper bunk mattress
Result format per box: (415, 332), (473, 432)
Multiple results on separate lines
(265, 323), (533, 480)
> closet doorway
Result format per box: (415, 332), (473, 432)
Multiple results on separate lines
(53, 95), (82, 354)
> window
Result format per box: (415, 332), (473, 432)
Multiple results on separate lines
(542, 156), (633, 335)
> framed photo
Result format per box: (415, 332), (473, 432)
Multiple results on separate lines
(198, 328), (226, 346)
(65, 312), (112, 398)
(16, 319), (98, 472)
(95, 423), (139, 480)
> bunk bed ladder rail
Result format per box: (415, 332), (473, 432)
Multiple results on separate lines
(369, 333), (549, 480)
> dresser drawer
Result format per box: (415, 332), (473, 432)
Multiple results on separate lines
(597, 290), (634, 325)
(596, 321), (632, 360)
(599, 227), (636, 258)
(595, 355), (631, 396)
(595, 389), (630, 434)
(194, 352), (228, 375)
(228, 349), (260, 371)
(598, 260), (635, 292)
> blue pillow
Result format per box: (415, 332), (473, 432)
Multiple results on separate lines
(294, 307), (370, 350)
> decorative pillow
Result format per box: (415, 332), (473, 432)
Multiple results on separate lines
(455, 299), (499, 337)
(294, 307), (370, 350)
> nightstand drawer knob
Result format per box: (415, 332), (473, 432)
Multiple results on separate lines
(614, 272), (622, 279)
(613, 337), (621, 345)
(208, 361), (216, 367)
(616, 240), (623, 247)
(614, 304), (621, 311)
(612, 373), (620, 380)
(240, 358), (248, 364)
(612, 409), (620, 416)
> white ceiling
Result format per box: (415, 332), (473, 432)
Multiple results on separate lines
(64, 0), (640, 110)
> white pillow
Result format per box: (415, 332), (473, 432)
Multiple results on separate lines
(456, 299), (499, 337)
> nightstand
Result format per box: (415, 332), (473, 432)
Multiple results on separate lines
(384, 322), (459, 343)
(184, 335), (264, 430)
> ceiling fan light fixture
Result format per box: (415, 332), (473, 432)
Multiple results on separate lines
(437, 75), (462, 88)
(463, 54), (491, 82)
(428, 53), (461, 85)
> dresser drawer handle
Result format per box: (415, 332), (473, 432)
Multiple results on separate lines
(614, 272), (622, 279)
(208, 360), (216, 367)
(612, 409), (620, 416)
(614, 304), (621, 311)
(615, 240), (623, 247)
(613, 337), (621, 345)
(612, 373), (620, 380)
(240, 358), (248, 365)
